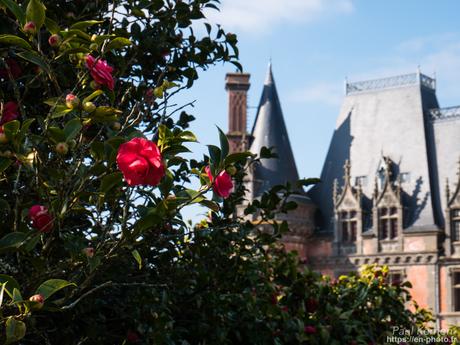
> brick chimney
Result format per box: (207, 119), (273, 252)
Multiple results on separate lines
(225, 72), (251, 153)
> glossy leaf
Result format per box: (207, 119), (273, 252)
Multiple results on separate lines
(217, 126), (229, 161)
(35, 279), (76, 300)
(131, 249), (142, 270)
(0, 275), (20, 299)
(44, 17), (60, 34)
(63, 118), (82, 141)
(70, 20), (103, 30)
(26, 0), (46, 30)
(0, 232), (28, 251)
(0, 34), (31, 50)
(100, 172), (122, 193)
(106, 37), (132, 50)
(5, 318), (26, 344)
(0, 0), (25, 24)
(16, 50), (51, 75)
(0, 157), (12, 173)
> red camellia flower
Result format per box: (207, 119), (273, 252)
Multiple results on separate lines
(0, 59), (22, 80)
(29, 205), (54, 233)
(1, 101), (19, 125)
(304, 325), (317, 335)
(205, 166), (233, 199)
(85, 55), (115, 90)
(117, 137), (165, 186)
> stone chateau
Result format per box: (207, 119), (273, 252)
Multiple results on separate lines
(225, 65), (460, 328)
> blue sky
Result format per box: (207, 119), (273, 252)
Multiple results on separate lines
(178, 0), (460, 221)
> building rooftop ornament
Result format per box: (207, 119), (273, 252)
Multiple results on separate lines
(428, 106), (460, 122)
(345, 72), (436, 95)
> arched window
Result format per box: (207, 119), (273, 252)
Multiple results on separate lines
(451, 209), (460, 242)
(379, 207), (398, 240)
(339, 210), (358, 243)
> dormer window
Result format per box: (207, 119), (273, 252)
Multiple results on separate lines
(452, 209), (460, 242)
(340, 210), (358, 243)
(379, 207), (398, 240)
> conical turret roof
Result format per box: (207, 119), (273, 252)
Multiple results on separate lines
(250, 64), (299, 196)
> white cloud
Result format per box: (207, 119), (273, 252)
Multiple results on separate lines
(290, 81), (344, 106)
(351, 34), (460, 105)
(205, 0), (354, 34)
(292, 34), (460, 107)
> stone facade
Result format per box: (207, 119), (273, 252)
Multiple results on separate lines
(224, 68), (460, 327)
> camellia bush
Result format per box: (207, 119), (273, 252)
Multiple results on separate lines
(0, 0), (458, 344)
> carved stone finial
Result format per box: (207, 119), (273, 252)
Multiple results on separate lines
(356, 181), (363, 204)
(396, 175), (402, 199)
(373, 176), (379, 199)
(384, 157), (392, 181)
(446, 178), (450, 204)
(343, 159), (351, 185)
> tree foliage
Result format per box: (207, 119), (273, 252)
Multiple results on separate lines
(0, 0), (457, 344)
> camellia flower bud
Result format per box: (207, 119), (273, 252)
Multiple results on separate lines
(65, 93), (80, 109)
(90, 80), (101, 90)
(55, 142), (69, 155)
(23, 21), (36, 34)
(226, 165), (237, 176)
(83, 101), (96, 113)
(112, 122), (121, 131)
(83, 247), (95, 258)
(29, 294), (45, 309)
(0, 126), (8, 144)
(48, 34), (61, 47)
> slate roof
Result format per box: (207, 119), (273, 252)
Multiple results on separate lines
(309, 71), (460, 232)
(249, 64), (299, 197)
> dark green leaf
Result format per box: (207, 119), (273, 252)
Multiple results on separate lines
(199, 199), (220, 212)
(70, 20), (103, 30)
(106, 37), (132, 50)
(0, 275), (20, 299)
(16, 50), (51, 75)
(5, 318), (26, 344)
(44, 17), (60, 34)
(26, 0), (46, 30)
(0, 34), (32, 50)
(50, 105), (72, 119)
(3, 120), (20, 139)
(224, 152), (252, 166)
(131, 249), (142, 270)
(35, 279), (76, 300)
(0, 157), (12, 173)
(100, 172), (122, 193)
(0, 0), (25, 25)
(217, 126), (229, 161)
(207, 145), (221, 166)
(47, 127), (65, 143)
(0, 232), (27, 251)
(63, 118), (82, 141)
